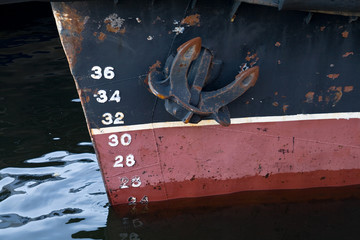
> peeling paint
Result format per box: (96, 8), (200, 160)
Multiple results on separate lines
(172, 26), (184, 35)
(104, 13), (125, 33)
(149, 60), (161, 72)
(282, 105), (289, 113)
(344, 86), (354, 92)
(327, 74), (340, 80)
(342, 52), (354, 58)
(98, 32), (106, 41)
(328, 86), (343, 106)
(181, 14), (200, 27)
(245, 53), (258, 62)
(152, 16), (162, 24)
(305, 92), (315, 103)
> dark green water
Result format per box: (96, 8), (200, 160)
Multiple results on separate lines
(1, 2), (360, 240)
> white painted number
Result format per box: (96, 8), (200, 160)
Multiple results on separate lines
(91, 66), (115, 80)
(108, 133), (131, 147)
(96, 90), (108, 103)
(119, 176), (142, 189)
(114, 155), (124, 167)
(113, 154), (136, 168)
(94, 90), (121, 103)
(114, 112), (125, 124)
(101, 112), (124, 125)
(120, 177), (130, 189)
(119, 233), (140, 240)
(131, 176), (142, 188)
(108, 134), (119, 147)
(109, 90), (121, 103)
(126, 154), (136, 167)
(91, 66), (102, 79)
(121, 133), (132, 146)
(102, 113), (113, 125)
(104, 66), (115, 79)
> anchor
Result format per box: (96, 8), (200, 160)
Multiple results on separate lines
(147, 37), (259, 126)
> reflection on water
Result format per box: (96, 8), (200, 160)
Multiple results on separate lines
(1, 2), (360, 240)
(0, 151), (108, 239)
(0, 3), (108, 239)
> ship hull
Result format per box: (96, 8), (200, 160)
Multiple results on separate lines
(51, 0), (360, 206)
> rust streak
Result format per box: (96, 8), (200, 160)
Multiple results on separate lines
(181, 14), (200, 27)
(53, 3), (87, 70)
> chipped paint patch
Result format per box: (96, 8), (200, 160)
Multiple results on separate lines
(98, 32), (106, 41)
(342, 52), (354, 58)
(327, 74), (340, 80)
(172, 26), (184, 35)
(149, 60), (161, 72)
(344, 86), (354, 92)
(104, 13), (125, 33)
(318, 96), (323, 102)
(328, 86), (343, 106)
(245, 53), (257, 62)
(147, 35), (154, 41)
(181, 14), (200, 27)
(341, 31), (349, 38)
(305, 92), (315, 103)
(272, 102), (279, 107)
(282, 105), (289, 113)
(275, 42), (281, 47)
(320, 26), (326, 31)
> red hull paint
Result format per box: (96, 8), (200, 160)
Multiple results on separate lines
(93, 118), (360, 206)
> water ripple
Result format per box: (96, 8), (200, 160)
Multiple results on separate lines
(0, 151), (108, 240)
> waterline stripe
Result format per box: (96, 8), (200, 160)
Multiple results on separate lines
(91, 112), (360, 135)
